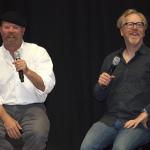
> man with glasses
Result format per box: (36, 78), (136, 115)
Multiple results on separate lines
(81, 9), (150, 150)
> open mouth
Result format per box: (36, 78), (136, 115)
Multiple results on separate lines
(8, 35), (15, 38)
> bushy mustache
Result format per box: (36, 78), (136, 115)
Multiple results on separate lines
(6, 33), (16, 38)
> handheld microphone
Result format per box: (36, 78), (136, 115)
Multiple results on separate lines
(14, 51), (24, 82)
(107, 56), (120, 75)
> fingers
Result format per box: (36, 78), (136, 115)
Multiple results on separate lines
(124, 120), (139, 128)
(16, 121), (22, 130)
(6, 121), (22, 139)
(6, 127), (21, 139)
(142, 120), (148, 129)
(143, 122), (148, 129)
(98, 72), (115, 86)
(13, 59), (27, 72)
(124, 119), (148, 129)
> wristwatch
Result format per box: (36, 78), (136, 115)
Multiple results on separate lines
(142, 108), (148, 113)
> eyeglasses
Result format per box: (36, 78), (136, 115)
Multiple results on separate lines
(122, 22), (145, 29)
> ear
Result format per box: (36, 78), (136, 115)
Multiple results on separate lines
(120, 29), (124, 37)
(21, 27), (25, 35)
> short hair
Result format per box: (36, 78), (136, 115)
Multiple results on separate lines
(116, 9), (148, 29)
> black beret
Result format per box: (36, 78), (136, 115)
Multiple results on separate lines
(0, 11), (26, 27)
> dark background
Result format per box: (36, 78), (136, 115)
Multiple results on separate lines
(0, 0), (150, 150)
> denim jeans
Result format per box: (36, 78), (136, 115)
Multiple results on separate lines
(80, 119), (150, 150)
(0, 104), (50, 150)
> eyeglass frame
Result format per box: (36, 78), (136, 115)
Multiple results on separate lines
(122, 22), (145, 29)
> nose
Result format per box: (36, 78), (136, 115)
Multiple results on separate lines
(133, 24), (138, 29)
(8, 26), (15, 32)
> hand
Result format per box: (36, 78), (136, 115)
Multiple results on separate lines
(13, 59), (28, 74)
(98, 72), (115, 86)
(124, 112), (148, 129)
(4, 115), (22, 139)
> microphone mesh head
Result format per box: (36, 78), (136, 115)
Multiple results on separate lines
(14, 51), (20, 59)
(112, 56), (120, 66)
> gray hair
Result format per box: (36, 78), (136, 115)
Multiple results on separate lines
(116, 9), (148, 29)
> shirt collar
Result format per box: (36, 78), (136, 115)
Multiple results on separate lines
(135, 44), (148, 55)
(1, 41), (25, 62)
(2, 41), (25, 54)
(117, 43), (148, 57)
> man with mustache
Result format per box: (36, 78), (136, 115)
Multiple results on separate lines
(0, 11), (55, 150)
(81, 9), (150, 150)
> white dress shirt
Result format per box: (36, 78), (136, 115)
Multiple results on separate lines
(0, 41), (55, 105)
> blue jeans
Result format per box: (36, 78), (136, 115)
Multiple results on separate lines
(80, 120), (150, 150)
(0, 104), (50, 150)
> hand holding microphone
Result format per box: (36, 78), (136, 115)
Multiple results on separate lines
(98, 72), (114, 86)
(98, 56), (120, 87)
(14, 51), (25, 82)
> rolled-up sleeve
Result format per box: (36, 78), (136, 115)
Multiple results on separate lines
(33, 47), (56, 96)
(0, 96), (3, 105)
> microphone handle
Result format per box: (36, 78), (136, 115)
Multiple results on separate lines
(15, 57), (24, 82)
(107, 65), (116, 75)
(19, 70), (24, 82)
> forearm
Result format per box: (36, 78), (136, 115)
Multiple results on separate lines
(0, 105), (22, 139)
(93, 83), (109, 101)
(25, 68), (45, 92)
(0, 105), (10, 122)
(124, 111), (148, 128)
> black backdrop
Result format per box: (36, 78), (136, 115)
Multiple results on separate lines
(0, 1), (150, 150)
